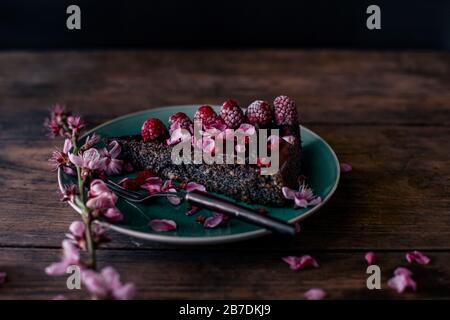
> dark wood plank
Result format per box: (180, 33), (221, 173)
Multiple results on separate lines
(0, 124), (449, 250)
(0, 50), (449, 132)
(1, 248), (449, 299)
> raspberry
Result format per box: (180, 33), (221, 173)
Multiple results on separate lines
(219, 99), (245, 129)
(245, 100), (273, 126)
(273, 95), (299, 125)
(141, 118), (168, 141)
(194, 105), (217, 126)
(168, 112), (193, 133)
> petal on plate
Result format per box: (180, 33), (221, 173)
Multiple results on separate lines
(149, 219), (177, 232)
(203, 214), (225, 229)
(186, 182), (206, 193)
(282, 187), (296, 200)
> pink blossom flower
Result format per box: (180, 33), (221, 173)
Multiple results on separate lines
(66, 220), (110, 249)
(149, 219), (177, 232)
(49, 139), (73, 171)
(204, 213), (225, 229)
(80, 134), (101, 151)
(387, 267), (417, 293)
(282, 183), (322, 209)
(340, 162), (353, 173)
(60, 184), (78, 202)
(406, 250), (430, 265)
(44, 104), (70, 138)
(69, 148), (107, 172)
(81, 267), (135, 300)
(282, 255), (320, 271)
(67, 115), (85, 135)
(45, 240), (81, 276)
(0, 272), (6, 284)
(100, 141), (123, 176)
(86, 179), (123, 222)
(304, 288), (326, 300)
(365, 252), (376, 265)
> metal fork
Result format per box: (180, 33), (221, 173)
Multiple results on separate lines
(105, 179), (297, 236)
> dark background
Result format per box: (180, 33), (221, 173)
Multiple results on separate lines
(1, 0), (449, 50)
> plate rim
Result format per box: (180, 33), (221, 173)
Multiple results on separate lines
(57, 105), (340, 245)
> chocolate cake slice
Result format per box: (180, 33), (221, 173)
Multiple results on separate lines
(115, 126), (302, 206)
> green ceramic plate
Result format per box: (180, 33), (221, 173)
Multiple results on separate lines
(58, 105), (340, 245)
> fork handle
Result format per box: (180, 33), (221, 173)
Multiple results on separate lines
(185, 190), (297, 236)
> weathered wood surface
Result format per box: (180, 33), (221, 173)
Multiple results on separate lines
(0, 50), (449, 299)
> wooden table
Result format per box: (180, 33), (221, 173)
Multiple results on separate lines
(0, 50), (449, 299)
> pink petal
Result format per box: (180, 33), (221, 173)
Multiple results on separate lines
(282, 187), (296, 200)
(86, 192), (117, 210)
(394, 267), (413, 277)
(108, 141), (122, 159)
(68, 153), (83, 167)
(282, 135), (295, 144)
(104, 207), (123, 222)
(267, 135), (281, 150)
(45, 261), (69, 276)
(203, 214), (225, 229)
(81, 269), (109, 299)
(406, 250), (430, 265)
(294, 197), (308, 208)
(0, 272), (7, 284)
(307, 196), (322, 207)
(63, 139), (72, 154)
(167, 128), (192, 145)
(186, 182), (206, 193)
(100, 266), (121, 289)
(105, 159), (123, 176)
(282, 255), (319, 271)
(161, 180), (175, 191)
(340, 162), (353, 173)
(112, 283), (136, 300)
(238, 123), (256, 135)
(62, 239), (80, 263)
(141, 177), (163, 194)
(149, 219), (177, 232)
(88, 179), (110, 197)
(388, 267), (417, 293)
(186, 206), (200, 216)
(166, 188), (181, 205)
(365, 252), (376, 265)
(304, 288), (326, 300)
(69, 221), (85, 238)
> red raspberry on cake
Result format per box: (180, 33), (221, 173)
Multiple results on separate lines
(194, 105), (217, 126)
(245, 100), (273, 126)
(220, 99), (245, 129)
(141, 118), (168, 141)
(168, 112), (193, 133)
(273, 95), (299, 126)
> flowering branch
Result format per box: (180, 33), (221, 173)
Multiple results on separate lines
(45, 104), (134, 300)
